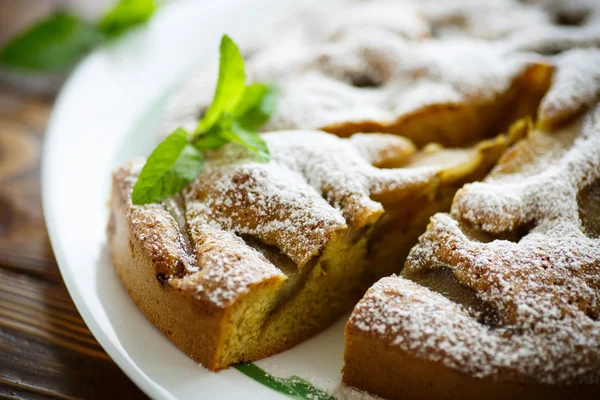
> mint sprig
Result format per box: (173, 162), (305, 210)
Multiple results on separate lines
(131, 35), (277, 205)
(0, 0), (157, 72)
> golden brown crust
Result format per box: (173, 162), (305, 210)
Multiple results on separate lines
(344, 304), (597, 400)
(109, 171), (223, 369)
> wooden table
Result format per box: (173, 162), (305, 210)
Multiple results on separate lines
(0, 89), (149, 400)
(0, 2), (147, 398)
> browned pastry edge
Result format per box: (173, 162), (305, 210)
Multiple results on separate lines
(342, 324), (597, 400)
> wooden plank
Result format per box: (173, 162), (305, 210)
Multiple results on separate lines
(0, 92), (61, 283)
(0, 268), (106, 355)
(0, 267), (147, 399)
(0, 2), (151, 396)
(0, 377), (83, 400)
(0, 85), (148, 397)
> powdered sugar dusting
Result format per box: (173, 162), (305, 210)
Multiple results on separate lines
(116, 128), (497, 308)
(176, 224), (285, 307)
(173, 127), (506, 306)
(253, 35), (534, 133)
(453, 108), (598, 234)
(164, 2), (547, 139)
(539, 48), (600, 126)
(114, 0), (600, 384)
(164, 0), (600, 142)
(184, 130), (468, 268)
(335, 384), (384, 400)
(350, 277), (504, 378)
(114, 161), (198, 277)
(113, 160), (285, 308)
(350, 274), (600, 384)
(420, 0), (550, 40)
(185, 140), (348, 268)
(368, 106), (600, 384)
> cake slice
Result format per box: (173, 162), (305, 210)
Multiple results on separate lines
(108, 125), (521, 370)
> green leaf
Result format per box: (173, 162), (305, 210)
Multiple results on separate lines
(0, 13), (103, 72)
(98, 0), (157, 38)
(132, 128), (204, 205)
(234, 363), (334, 400)
(196, 34), (246, 134)
(222, 121), (270, 162)
(234, 83), (278, 131)
(193, 129), (230, 152)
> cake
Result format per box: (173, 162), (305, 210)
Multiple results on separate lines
(343, 49), (600, 400)
(108, 0), (600, 394)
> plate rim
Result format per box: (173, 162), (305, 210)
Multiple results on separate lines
(41, 35), (172, 400)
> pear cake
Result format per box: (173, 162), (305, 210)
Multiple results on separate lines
(108, 0), (600, 396)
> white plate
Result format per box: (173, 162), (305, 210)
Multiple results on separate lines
(42, 1), (350, 399)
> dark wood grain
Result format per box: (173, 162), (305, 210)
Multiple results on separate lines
(0, 85), (148, 400)
(0, 1), (148, 397)
(0, 91), (61, 283)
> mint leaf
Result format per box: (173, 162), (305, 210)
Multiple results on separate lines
(234, 363), (335, 400)
(99, 0), (157, 38)
(234, 83), (278, 131)
(0, 13), (103, 72)
(196, 35), (246, 133)
(0, 0), (157, 72)
(222, 122), (270, 162)
(193, 127), (230, 151)
(132, 128), (204, 205)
